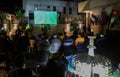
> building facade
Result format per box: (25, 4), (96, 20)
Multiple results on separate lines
(22, 0), (86, 24)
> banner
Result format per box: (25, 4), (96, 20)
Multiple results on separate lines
(90, 14), (98, 24)
(98, 10), (109, 26)
(109, 9), (120, 28)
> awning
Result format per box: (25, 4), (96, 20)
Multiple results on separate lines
(78, 0), (120, 13)
(78, 1), (88, 13)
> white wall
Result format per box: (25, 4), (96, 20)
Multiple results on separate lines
(23, 0), (79, 18)
(22, 0), (83, 34)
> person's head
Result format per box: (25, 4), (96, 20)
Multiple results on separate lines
(100, 34), (104, 37)
(77, 34), (81, 37)
(53, 34), (57, 38)
(78, 33), (84, 37)
(18, 26), (23, 30)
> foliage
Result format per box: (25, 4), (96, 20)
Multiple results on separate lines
(15, 8), (25, 19)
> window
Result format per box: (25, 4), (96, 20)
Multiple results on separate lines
(69, 7), (72, 14)
(53, 6), (56, 11)
(63, 7), (66, 14)
(29, 13), (34, 20)
(47, 6), (50, 9)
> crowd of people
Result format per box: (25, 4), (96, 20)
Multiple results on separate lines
(0, 24), (109, 77)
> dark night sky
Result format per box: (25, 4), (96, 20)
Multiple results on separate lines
(0, 0), (22, 14)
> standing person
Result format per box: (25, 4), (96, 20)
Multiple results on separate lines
(20, 31), (30, 60)
(61, 35), (75, 57)
(12, 30), (29, 65)
(49, 34), (62, 54)
(40, 52), (68, 77)
(0, 29), (11, 72)
(11, 55), (33, 77)
(83, 25), (87, 36)
(36, 36), (50, 67)
(75, 33), (85, 53)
